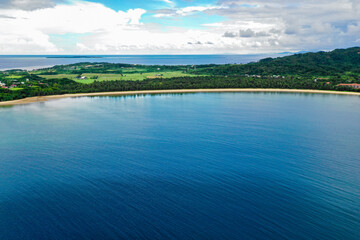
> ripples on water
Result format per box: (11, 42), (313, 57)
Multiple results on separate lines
(0, 93), (359, 239)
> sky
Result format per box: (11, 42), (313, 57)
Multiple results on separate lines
(0, 0), (359, 54)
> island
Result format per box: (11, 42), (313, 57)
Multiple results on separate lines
(1, 47), (359, 104)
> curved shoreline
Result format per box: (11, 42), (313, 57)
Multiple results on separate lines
(1, 88), (359, 106)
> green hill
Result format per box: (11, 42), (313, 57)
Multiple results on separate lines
(195, 47), (360, 76)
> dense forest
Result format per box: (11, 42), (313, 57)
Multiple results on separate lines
(193, 47), (360, 77)
(1, 76), (358, 102)
(0, 47), (359, 102)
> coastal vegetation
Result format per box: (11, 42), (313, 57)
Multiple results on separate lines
(1, 47), (359, 102)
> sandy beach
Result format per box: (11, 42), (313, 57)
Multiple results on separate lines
(0, 88), (359, 106)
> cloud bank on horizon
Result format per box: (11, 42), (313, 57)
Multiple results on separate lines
(0, 0), (359, 54)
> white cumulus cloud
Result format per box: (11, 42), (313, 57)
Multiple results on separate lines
(0, 1), (148, 53)
(0, 0), (359, 54)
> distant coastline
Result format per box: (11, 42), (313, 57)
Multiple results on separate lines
(1, 88), (359, 106)
(46, 56), (103, 59)
(0, 54), (282, 71)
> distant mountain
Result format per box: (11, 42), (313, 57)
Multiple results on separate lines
(196, 47), (360, 76)
(277, 51), (309, 54)
(296, 51), (311, 54)
(277, 51), (295, 54)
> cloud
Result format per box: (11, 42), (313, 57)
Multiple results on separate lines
(238, 29), (270, 37)
(223, 31), (237, 38)
(154, 5), (226, 18)
(0, 14), (16, 19)
(187, 41), (213, 45)
(238, 29), (255, 38)
(0, 1), (148, 53)
(223, 29), (272, 38)
(209, 0), (360, 51)
(160, 0), (175, 7)
(0, 0), (359, 54)
(177, 6), (225, 16)
(0, 0), (63, 10)
(0, 1), (228, 54)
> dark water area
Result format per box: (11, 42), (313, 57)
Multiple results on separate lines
(0, 92), (359, 239)
(0, 54), (287, 70)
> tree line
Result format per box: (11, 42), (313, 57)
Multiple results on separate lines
(1, 76), (359, 102)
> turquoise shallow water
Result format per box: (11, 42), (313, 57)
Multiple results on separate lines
(0, 92), (360, 239)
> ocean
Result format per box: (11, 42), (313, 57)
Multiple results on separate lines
(0, 92), (359, 239)
(0, 54), (287, 70)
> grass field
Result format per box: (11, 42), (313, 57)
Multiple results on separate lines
(40, 71), (202, 84)
(40, 74), (79, 80)
(5, 75), (24, 79)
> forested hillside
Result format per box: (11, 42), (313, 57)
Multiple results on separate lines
(194, 47), (360, 76)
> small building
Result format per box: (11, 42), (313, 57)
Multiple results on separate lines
(337, 83), (360, 89)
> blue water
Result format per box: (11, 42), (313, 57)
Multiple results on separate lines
(0, 92), (360, 239)
(0, 54), (287, 70)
